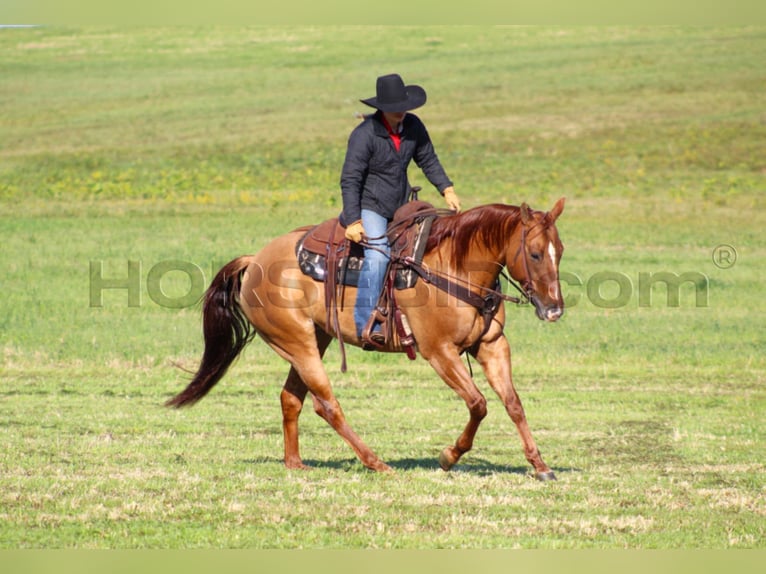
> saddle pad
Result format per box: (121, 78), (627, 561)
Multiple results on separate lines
(297, 250), (365, 286)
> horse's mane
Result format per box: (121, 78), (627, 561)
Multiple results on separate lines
(424, 204), (523, 271)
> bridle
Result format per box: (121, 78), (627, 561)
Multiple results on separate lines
(508, 222), (540, 304)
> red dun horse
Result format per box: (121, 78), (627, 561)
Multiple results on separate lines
(167, 198), (565, 480)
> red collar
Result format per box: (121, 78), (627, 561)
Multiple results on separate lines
(381, 115), (402, 152)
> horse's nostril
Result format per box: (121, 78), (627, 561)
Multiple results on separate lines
(546, 307), (563, 321)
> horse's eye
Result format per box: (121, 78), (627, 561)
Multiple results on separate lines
(530, 252), (542, 262)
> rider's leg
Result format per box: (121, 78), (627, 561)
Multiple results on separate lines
(354, 209), (390, 338)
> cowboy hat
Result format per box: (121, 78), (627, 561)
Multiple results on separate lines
(360, 73), (427, 113)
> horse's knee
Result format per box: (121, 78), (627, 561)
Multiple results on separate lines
(312, 395), (337, 423)
(311, 395), (325, 418)
(469, 395), (488, 421)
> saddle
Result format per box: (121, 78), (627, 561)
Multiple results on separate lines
(297, 200), (436, 289)
(294, 200), (440, 367)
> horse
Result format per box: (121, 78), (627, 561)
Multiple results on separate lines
(166, 197), (566, 480)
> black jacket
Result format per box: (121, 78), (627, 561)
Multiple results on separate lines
(339, 111), (452, 226)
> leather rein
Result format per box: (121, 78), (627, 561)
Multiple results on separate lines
(366, 220), (536, 339)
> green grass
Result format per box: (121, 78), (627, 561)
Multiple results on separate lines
(1, 26), (764, 548)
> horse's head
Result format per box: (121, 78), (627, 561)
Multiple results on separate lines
(508, 197), (566, 322)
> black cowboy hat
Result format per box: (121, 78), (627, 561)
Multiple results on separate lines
(360, 73), (427, 113)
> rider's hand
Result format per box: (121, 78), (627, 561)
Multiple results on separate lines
(443, 187), (461, 212)
(344, 220), (366, 243)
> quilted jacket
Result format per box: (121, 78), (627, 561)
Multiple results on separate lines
(339, 111), (452, 226)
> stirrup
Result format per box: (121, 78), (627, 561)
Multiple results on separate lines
(362, 331), (386, 351)
(361, 311), (387, 350)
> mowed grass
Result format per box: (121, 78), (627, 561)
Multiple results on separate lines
(0, 26), (764, 548)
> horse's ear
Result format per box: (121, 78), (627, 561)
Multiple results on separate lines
(520, 202), (531, 224)
(548, 197), (566, 223)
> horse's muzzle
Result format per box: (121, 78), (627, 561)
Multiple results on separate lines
(531, 296), (564, 322)
(542, 306), (563, 322)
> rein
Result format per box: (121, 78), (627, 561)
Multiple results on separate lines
(401, 255), (529, 307)
(360, 214), (536, 338)
(401, 256), (528, 338)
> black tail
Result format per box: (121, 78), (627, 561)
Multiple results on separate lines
(165, 256), (256, 408)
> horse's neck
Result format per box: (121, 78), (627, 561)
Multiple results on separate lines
(422, 204), (523, 287)
(424, 236), (504, 289)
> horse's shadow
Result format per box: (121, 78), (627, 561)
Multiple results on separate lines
(389, 457), (529, 476)
(388, 457), (579, 476)
(241, 455), (578, 476)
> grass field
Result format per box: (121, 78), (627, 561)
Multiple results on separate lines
(0, 26), (764, 548)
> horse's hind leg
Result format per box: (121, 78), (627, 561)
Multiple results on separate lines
(302, 362), (392, 472)
(472, 335), (556, 481)
(280, 367), (311, 470)
(271, 331), (391, 473)
(280, 331), (332, 470)
(427, 348), (488, 471)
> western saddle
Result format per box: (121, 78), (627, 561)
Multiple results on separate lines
(295, 200), (441, 368)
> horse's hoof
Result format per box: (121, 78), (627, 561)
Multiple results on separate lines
(438, 449), (456, 471)
(536, 470), (557, 481)
(285, 460), (312, 471)
(368, 460), (393, 473)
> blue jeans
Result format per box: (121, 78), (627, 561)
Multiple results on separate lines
(355, 209), (390, 337)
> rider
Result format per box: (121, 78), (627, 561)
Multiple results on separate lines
(339, 73), (461, 347)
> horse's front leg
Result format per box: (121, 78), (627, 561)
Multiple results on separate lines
(471, 335), (556, 481)
(427, 348), (488, 471)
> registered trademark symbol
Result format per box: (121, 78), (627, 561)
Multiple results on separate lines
(712, 244), (737, 269)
